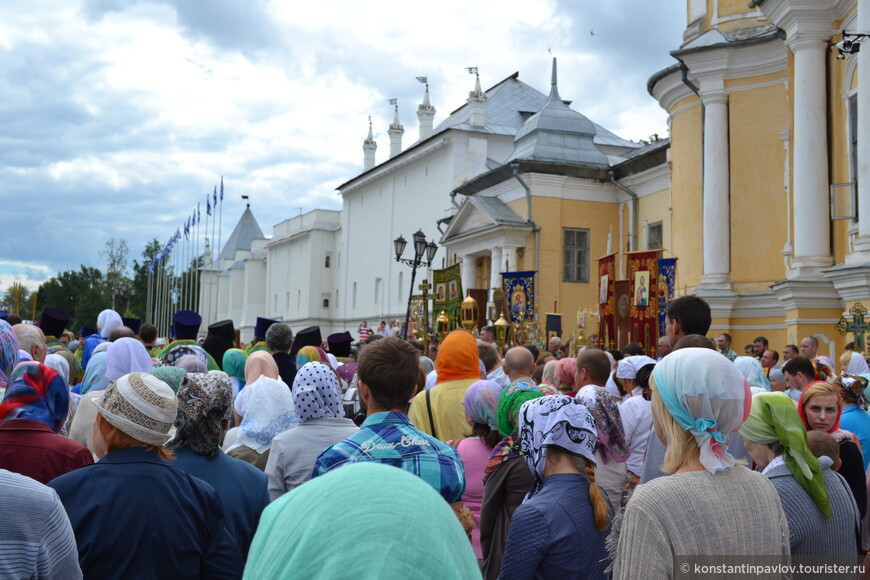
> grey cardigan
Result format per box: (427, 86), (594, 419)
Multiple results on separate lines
(765, 456), (861, 556)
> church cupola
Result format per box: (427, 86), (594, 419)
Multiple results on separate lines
(388, 99), (404, 158)
(362, 116), (377, 171)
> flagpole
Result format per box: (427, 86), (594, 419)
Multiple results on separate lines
(217, 176), (224, 322)
(210, 186), (217, 326)
(195, 202), (201, 316)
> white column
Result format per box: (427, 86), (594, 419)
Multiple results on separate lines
(460, 255), (477, 292)
(700, 89), (731, 288)
(790, 34), (833, 271)
(854, 0), (870, 256)
(489, 247), (503, 291)
(502, 246), (517, 272)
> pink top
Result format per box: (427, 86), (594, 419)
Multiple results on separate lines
(456, 437), (492, 559)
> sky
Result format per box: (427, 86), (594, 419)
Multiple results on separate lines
(1, 0), (687, 292)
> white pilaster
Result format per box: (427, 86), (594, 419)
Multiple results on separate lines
(852, 0), (870, 257)
(460, 256), (477, 292)
(489, 247), (503, 291)
(502, 246), (517, 273)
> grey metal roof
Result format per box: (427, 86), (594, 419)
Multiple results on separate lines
(470, 196), (528, 225)
(218, 207), (265, 261)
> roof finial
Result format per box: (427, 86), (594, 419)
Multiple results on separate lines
(547, 57), (562, 104)
(551, 56), (557, 88)
(367, 115), (374, 140)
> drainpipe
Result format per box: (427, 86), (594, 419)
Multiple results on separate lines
(450, 191), (461, 209)
(511, 162), (541, 313)
(609, 170), (637, 252)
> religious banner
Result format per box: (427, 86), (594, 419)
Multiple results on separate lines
(657, 257), (677, 339)
(627, 251), (661, 357)
(432, 263), (463, 330)
(597, 254), (616, 350)
(546, 314), (562, 339)
(502, 270), (536, 324)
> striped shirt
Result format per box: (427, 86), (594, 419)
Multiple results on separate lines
(312, 411), (465, 502)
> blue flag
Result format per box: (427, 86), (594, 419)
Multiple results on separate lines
(220, 176), (224, 201)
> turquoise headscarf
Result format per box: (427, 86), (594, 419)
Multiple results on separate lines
(222, 349), (247, 388)
(734, 356), (770, 391)
(245, 462), (479, 579)
(79, 351), (110, 395)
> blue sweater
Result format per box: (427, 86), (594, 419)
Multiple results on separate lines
(498, 473), (610, 579)
(840, 405), (870, 471)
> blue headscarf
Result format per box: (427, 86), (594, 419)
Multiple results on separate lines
(79, 351), (110, 395)
(1, 362), (70, 432)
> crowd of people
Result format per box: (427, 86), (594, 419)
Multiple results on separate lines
(0, 296), (868, 578)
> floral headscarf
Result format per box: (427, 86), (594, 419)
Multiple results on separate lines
(739, 392), (831, 517)
(0, 320), (19, 390)
(652, 347), (751, 474)
(518, 395), (597, 497)
(462, 380), (502, 431)
(165, 344), (208, 369)
(575, 385), (630, 464)
(167, 372), (233, 458)
(0, 362), (70, 432)
(292, 362), (344, 423)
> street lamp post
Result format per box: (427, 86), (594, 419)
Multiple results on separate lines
(394, 229), (438, 340)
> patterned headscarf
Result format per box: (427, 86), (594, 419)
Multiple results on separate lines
(652, 347), (751, 474)
(734, 356), (770, 392)
(229, 375), (297, 454)
(79, 351), (110, 395)
(518, 395), (597, 497)
(165, 344), (208, 369)
(0, 320), (19, 390)
(222, 348), (248, 387)
(245, 351), (280, 385)
(0, 362), (70, 432)
(149, 366), (188, 394)
(576, 385), (630, 464)
(167, 372), (233, 458)
(292, 362), (343, 423)
(739, 392), (831, 517)
(462, 380), (502, 431)
(106, 337), (153, 382)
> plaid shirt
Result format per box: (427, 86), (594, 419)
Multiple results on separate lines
(312, 411), (465, 502)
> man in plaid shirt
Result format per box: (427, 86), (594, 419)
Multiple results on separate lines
(312, 337), (465, 503)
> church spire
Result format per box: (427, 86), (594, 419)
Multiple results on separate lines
(388, 99), (404, 158)
(417, 76), (436, 141)
(466, 67), (487, 128)
(363, 116), (377, 171)
(546, 56), (562, 104)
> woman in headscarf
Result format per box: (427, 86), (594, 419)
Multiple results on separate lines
(835, 374), (870, 470)
(0, 363), (93, 483)
(734, 355), (771, 393)
(265, 362), (358, 500)
(451, 380), (503, 563)
(48, 372), (243, 578)
(226, 362), (297, 471)
(0, 320), (19, 397)
(798, 380), (867, 518)
(166, 373), (270, 559)
(740, 391), (860, 555)
(555, 357), (576, 395)
(408, 330), (483, 442)
(148, 366), (187, 394)
(223, 351), (283, 451)
(81, 309), (122, 371)
(841, 350), (870, 377)
(499, 395), (610, 579)
(612, 348), (790, 578)
(44, 353), (70, 384)
(479, 384), (545, 580)
(164, 344), (208, 370)
(295, 345), (329, 367)
(105, 338), (152, 382)
(245, 462), (479, 579)
(222, 348), (248, 397)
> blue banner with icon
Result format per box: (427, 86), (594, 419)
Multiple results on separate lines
(501, 270), (536, 324)
(657, 257), (677, 337)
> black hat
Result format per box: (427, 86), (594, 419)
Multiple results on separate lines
(290, 326), (322, 357)
(80, 326), (97, 339)
(40, 307), (71, 338)
(254, 317), (279, 339)
(173, 310), (202, 340)
(122, 317), (142, 334)
(327, 331), (353, 358)
(203, 320), (236, 370)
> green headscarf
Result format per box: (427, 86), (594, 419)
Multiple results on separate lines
(496, 383), (545, 437)
(739, 391), (831, 517)
(244, 462), (479, 579)
(149, 366), (187, 394)
(222, 348), (248, 387)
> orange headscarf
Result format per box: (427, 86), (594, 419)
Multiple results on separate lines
(245, 351), (279, 385)
(435, 330), (480, 384)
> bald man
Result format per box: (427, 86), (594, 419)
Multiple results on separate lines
(800, 336), (819, 360)
(502, 346), (536, 388)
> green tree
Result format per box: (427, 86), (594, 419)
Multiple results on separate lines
(38, 266), (106, 333)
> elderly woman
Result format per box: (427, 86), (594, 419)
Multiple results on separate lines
(245, 462), (479, 579)
(48, 372), (243, 577)
(499, 395), (610, 579)
(740, 391), (860, 555)
(798, 380), (867, 518)
(612, 348), (790, 578)
(226, 363), (297, 470)
(166, 373), (270, 559)
(480, 384), (545, 580)
(453, 380), (503, 563)
(265, 362), (358, 500)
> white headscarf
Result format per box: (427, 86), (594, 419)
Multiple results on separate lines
(229, 375), (297, 454)
(733, 356), (770, 392)
(293, 362), (343, 423)
(106, 338), (153, 382)
(616, 356), (657, 380)
(845, 351), (870, 375)
(97, 310), (123, 339)
(518, 395), (597, 498)
(652, 348), (752, 475)
(44, 353), (70, 383)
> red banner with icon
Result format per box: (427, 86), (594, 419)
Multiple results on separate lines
(597, 254), (616, 350)
(627, 251), (661, 357)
